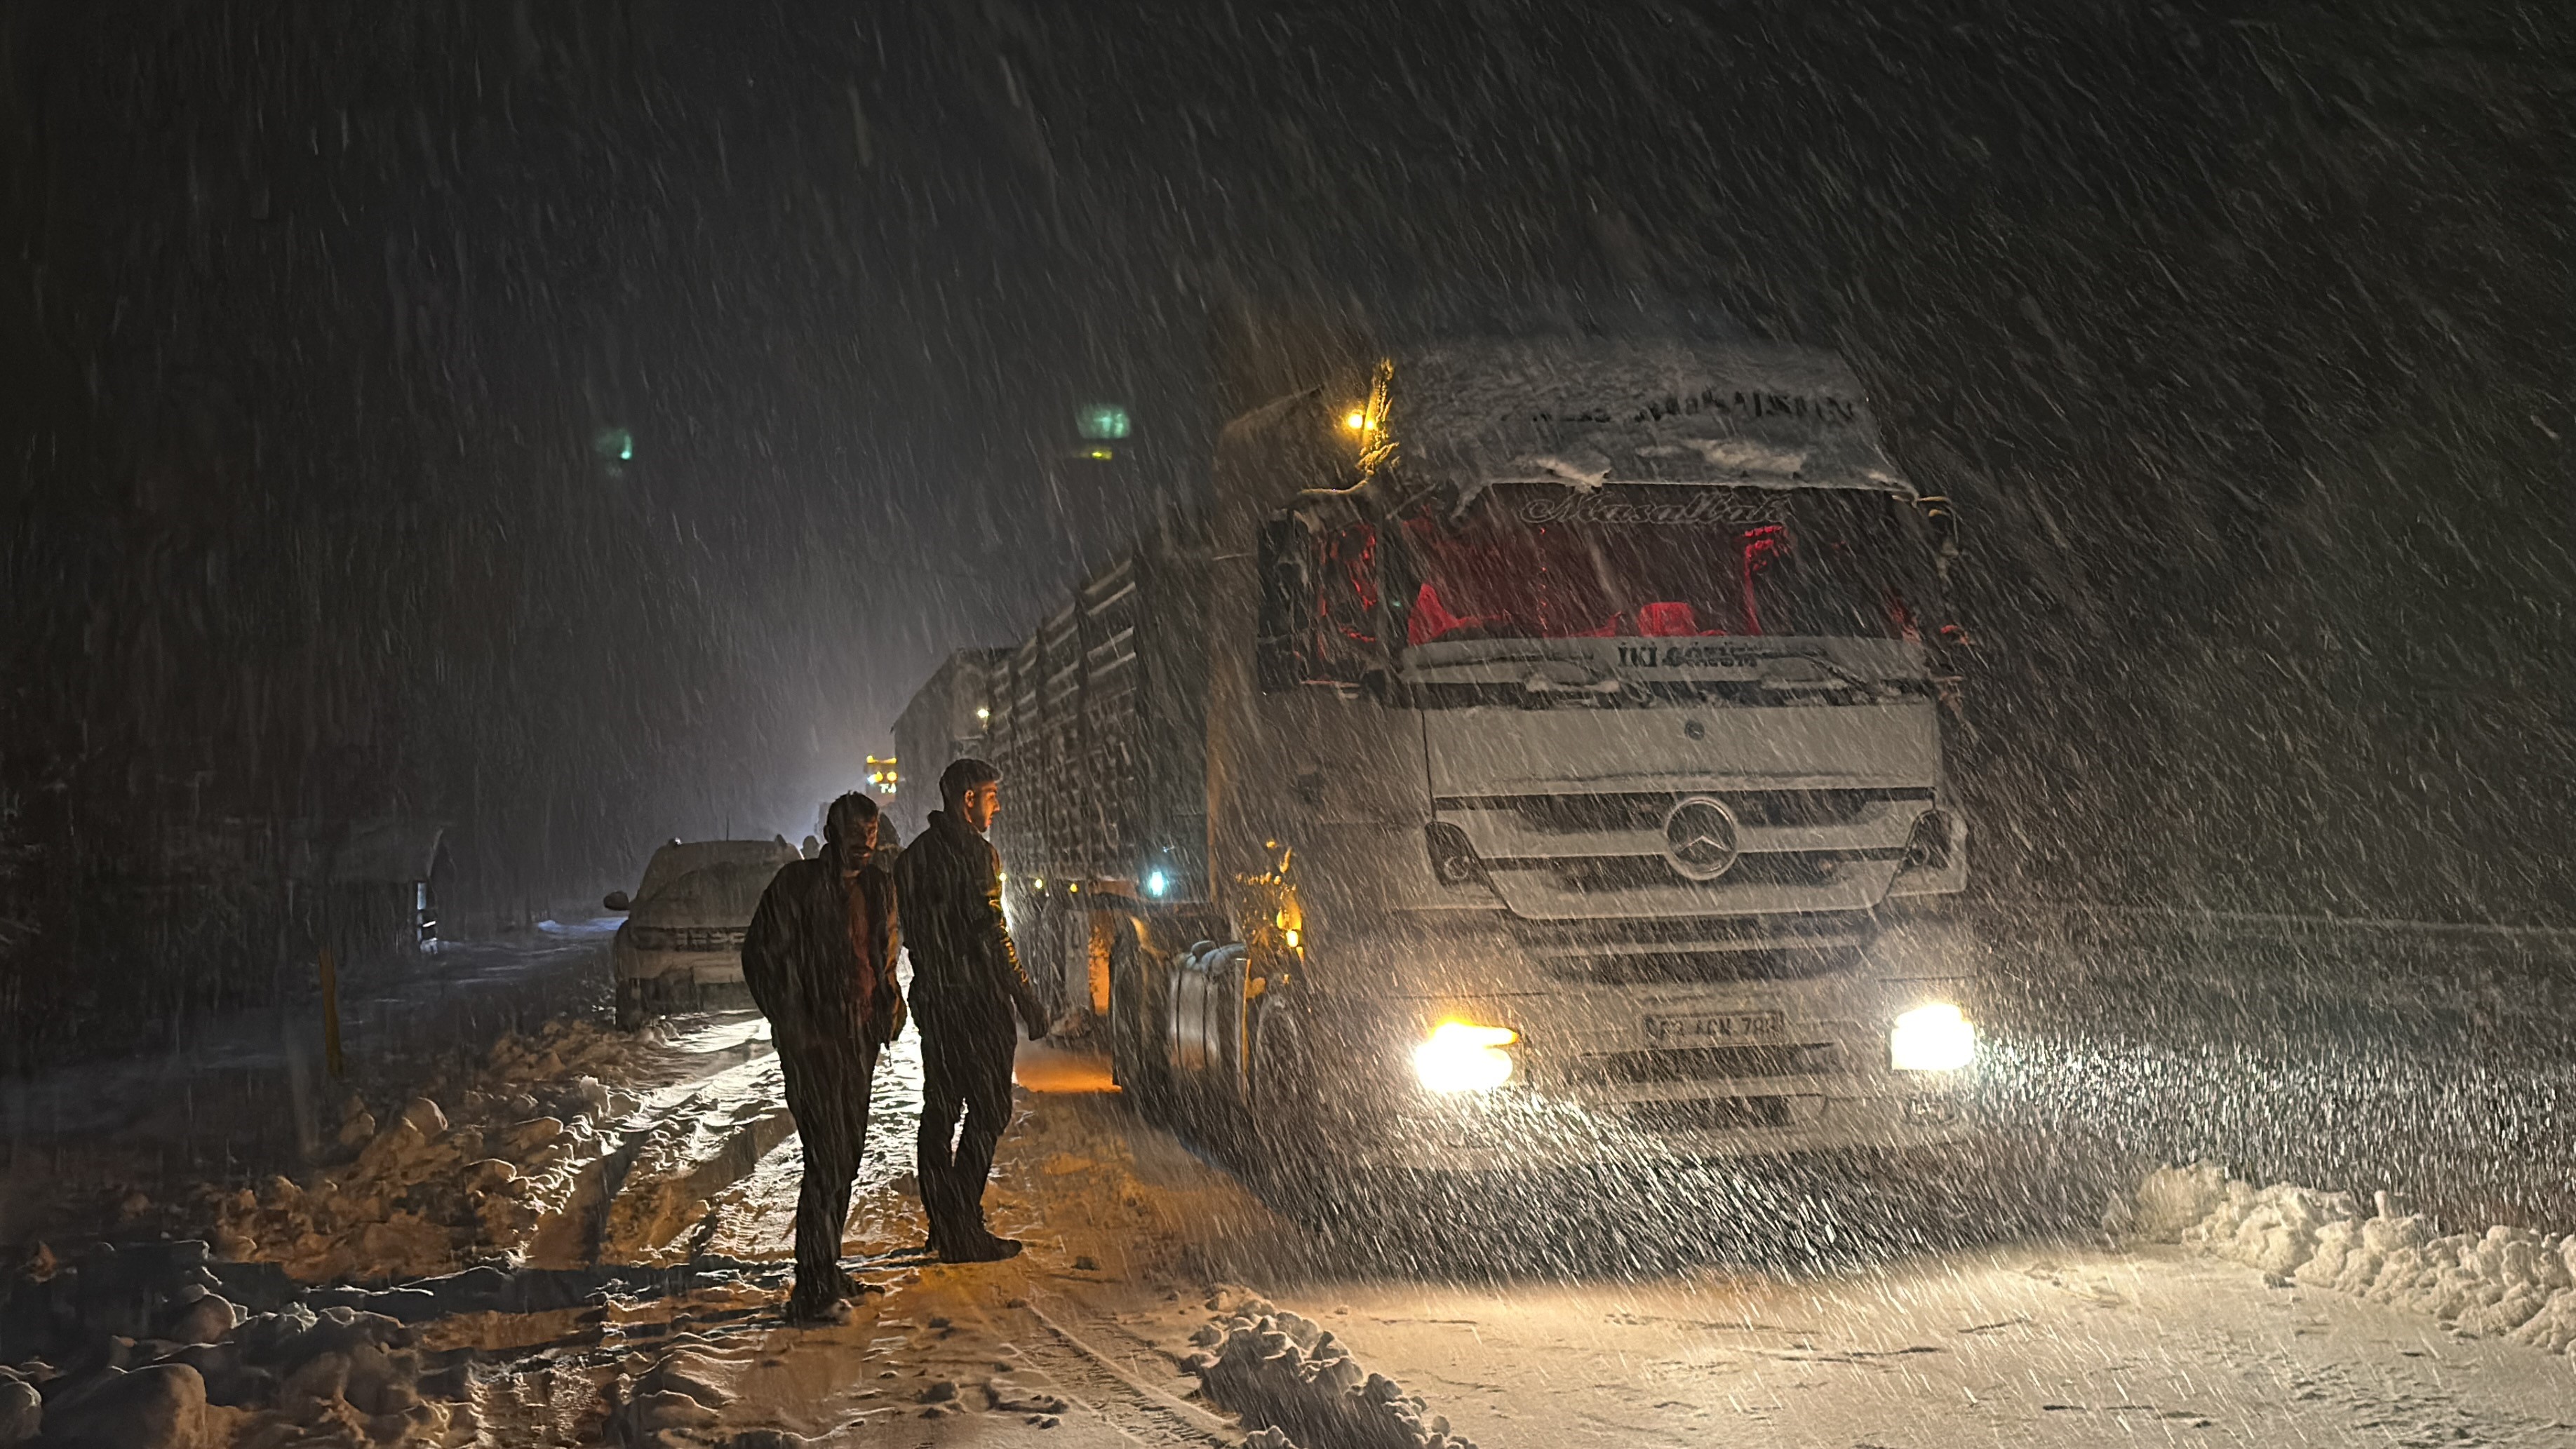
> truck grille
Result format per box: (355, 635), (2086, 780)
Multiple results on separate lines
(1437, 787), (1930, 833)
(1535, 851), (1899, 891)
(1560, 1042), (1843, 1086)
(1624, 1096), (1823, 1132)
(1438, 788), (1932, 919)
(1543, 945), (1859, 985)
(1517, 916), (1872, 984)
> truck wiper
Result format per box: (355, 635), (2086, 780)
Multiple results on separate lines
(1759, 649), (1888, 697)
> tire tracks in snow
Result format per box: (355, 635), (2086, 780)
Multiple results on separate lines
(987, 1289), (1238, 1445)
(532, 1030), (796, 1269)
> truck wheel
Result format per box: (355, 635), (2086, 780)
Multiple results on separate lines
(1247, 995), (1336, 1222)
(1107, 917), (1169, 1115)
(1020, 896), (1061, 1023)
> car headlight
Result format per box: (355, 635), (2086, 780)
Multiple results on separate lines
(1889, 1002), (1975, 1072)
(1412, 1020), (1517, 1093)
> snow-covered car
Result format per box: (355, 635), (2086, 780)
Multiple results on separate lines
(604, 838), (800, 1027)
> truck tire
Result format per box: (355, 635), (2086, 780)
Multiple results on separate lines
(1021, 896), (1064, 1023)
(1246, 992), (1339, 1222)
(1107, 917), (1170, 1116)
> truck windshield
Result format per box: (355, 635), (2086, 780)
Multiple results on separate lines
(1387, 485), (1928, 647)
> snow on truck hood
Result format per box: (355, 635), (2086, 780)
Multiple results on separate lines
(1386, 338), (1912, 498)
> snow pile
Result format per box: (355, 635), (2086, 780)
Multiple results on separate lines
(0, 1242), (476, 1447)
(204, 1300), (478, 1446)
(1182, 1288), (1479, 1449)
(208, 1020), (646, 1280)
(2123, 1161), (2576, 1363)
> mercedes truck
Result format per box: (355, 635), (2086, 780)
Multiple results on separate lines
(909, 332), (1977, 1180)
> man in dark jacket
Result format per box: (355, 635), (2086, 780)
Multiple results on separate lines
(742, 792), (905, 1321)
(894, 757), (1048, 1262)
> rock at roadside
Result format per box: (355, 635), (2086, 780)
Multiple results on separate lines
(39, 1363), (206, 1449)
(0, 1377), (39, 1445)
(335, 1098), (378, 1150)
(398, 1098), (450, 1139)
(161, 1290), (239, 1346)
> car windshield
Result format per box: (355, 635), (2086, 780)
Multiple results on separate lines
(635, 841), (796, 903)
(634, 860), (783, 922)
(1384, 485), (1931, 649)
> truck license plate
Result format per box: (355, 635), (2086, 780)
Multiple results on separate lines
(1643, 1011), (1785, 1044)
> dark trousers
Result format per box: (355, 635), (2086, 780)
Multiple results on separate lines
(914, 993), (1018, 1237)
(778, 1035), (878, 1300)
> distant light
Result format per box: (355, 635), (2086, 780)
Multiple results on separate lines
(1068, 882), (1079, 893)
(592, 425), (636, 463)
(976, 706), (991, 722)
(1342, 410), (1369, 431)
(1032, 877), (1045, 889)
(1085, 447), (1115, 461)
(1077, 404), (1132, 440)
(1146, 870), (1169, 897)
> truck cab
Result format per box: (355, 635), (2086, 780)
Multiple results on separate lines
(950, 334), (1978, 1180)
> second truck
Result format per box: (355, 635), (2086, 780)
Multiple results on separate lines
(901, 328), (1978, 1183)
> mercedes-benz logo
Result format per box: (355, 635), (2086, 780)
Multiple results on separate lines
(1661, 795), (1741, 881)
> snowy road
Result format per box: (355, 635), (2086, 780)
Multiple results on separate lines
(14, 920), (2576, 1446)
(432, 1035), (2576, 1446)
(1187, 1241), (2576, 1446)
(1005, 1051), (2576, 1449)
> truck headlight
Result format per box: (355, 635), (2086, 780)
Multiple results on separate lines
(1889, 1002), (1975, 1072)
(1412, 1020), (1517, 1093)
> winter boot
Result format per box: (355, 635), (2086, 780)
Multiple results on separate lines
(919, 1165), (965, 1257)
(784, 1279), (852, 1325)
(931, 1174), (1021, 1262)
(939, 1228), (1024, 1263)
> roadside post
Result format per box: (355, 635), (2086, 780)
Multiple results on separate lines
(319, 945), (345, 1078)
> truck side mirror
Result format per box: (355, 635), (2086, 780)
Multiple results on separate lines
(603, 891), (631, 912)
(1918, 493), (1961, 579)
(1254, 518), (1315, 694)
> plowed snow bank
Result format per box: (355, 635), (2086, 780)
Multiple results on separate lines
(2118, 1161), (2576, 1361)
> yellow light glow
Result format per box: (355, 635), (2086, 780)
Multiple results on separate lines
(976, 706), (991, 721)
(1282, 929), (1300, 950)
(1889, 1002), (1976, 1072)
(1412, 1019), (1517, 1093)
(1342, 410), (1369, 431)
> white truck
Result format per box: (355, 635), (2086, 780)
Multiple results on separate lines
(921, 334), (1978, 1181)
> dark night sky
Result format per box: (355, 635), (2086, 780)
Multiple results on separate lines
(4, 0), (2570, 962)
